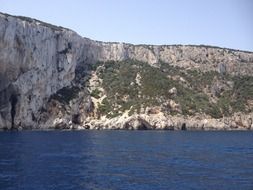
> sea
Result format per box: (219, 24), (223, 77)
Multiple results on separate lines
(0, 131), (252, 190)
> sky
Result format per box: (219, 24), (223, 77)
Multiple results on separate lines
(1, 0), (253, 51)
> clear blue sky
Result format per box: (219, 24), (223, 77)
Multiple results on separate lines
(1, 0), (253, 51)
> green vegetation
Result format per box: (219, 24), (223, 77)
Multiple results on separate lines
(50, 86), (80, 104)
(49, 59), (253, 119)
(90, 88), (101, 99)
(231, 76), (253, 112)
(92, 60), (253, 119)
(97, 98), (111, 115)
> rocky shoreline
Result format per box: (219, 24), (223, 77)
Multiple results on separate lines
(1, 12), (253, 130)
(1, 112), (253, 131)
(48, 111), (253, 131)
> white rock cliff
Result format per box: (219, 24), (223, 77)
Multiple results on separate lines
(0, 12), (253, 130)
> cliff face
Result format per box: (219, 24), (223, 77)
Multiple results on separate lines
(0, 12), (253, 130)
(94, 42), (253, 76)
(0, 13), (84, 128)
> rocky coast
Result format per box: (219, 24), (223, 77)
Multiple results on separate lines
(0, 12), (253, 130)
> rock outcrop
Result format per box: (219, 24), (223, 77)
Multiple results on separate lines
(84, 112), (253, 131)
(0, 12), (253, 130)
(0, 13), (86, 129)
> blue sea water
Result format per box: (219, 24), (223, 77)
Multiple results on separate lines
(0, 131), (252, 190)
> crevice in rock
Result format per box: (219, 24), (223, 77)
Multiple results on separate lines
(31, 112), (36, 122)
(9, 94), (18, 128)
(72, 114), (80, 124)
(58, 42), (72, 54)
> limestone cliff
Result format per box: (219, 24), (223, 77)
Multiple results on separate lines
(0, 12), (253, 130)
(0, 13), (84, 128)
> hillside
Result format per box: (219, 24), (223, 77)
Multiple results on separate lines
(0, 12), (253, 130)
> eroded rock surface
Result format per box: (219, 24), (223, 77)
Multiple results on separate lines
(1, 12), (253, 130)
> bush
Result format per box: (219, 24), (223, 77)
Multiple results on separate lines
(90, 89), (101, 99)
(51, 86), (80, 104)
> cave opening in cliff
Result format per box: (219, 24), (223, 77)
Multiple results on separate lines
(72, 114), (81, 125)
(9, 94), (18, 128)
(138, 123), (148, 130)
(181, 123), (186, 130)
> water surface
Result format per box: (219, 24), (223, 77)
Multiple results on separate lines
(0, 131), (252, 190)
